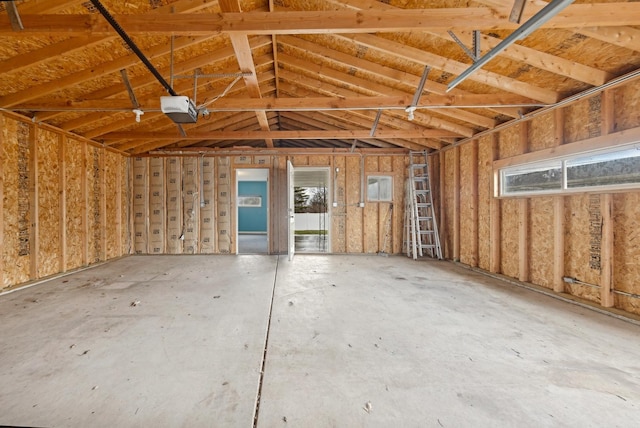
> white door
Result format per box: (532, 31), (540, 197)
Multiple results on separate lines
(287, 160), (295, 261)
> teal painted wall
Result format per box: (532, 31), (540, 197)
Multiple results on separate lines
(238, 181), (267, 232)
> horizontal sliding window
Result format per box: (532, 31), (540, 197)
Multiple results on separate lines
(499, 143), (640, 197)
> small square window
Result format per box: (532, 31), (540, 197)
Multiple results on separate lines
(367, 176), (393, 202)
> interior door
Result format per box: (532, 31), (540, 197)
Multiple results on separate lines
(287, 160), (295, 261)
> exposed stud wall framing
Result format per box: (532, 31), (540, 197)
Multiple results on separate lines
(440, 80), (640, 316)
(125, 152), (406, 257)
(1, 113), (129, 292)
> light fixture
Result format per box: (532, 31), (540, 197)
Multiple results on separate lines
(133, 109), (144, 122)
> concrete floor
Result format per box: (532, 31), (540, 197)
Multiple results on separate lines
(1, 255), (639, 428)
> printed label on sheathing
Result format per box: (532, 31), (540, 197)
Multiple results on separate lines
(169, 178), (176, 184)
(152, 191), (160, 197)
(135, 212), (143, 218)
(219, 172), (227, 179)
(220, 229), (227, 235)
(589, 195), (602, 271)
(135, 174), (143, 180)
(204, 179), (211, 185)
(169, 216), (177, 222)
(203, 199), (210, 206)
(135, 232), (142, 237)
(203, 237), (210, 243)
(255, 156), (269, 165)
(153, 229), (160, 235)
(203, 218), (210, 223)
(219, 211), (226, 217)
(153, 247), (161, 253)
(153, 171), (160, 177)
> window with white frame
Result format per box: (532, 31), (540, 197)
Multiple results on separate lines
(367, 175), (393, 202)
(499, 142), (640, 197)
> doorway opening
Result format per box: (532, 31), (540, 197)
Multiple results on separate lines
(293, 167), (331, 253)
(236, 168), (269, 254)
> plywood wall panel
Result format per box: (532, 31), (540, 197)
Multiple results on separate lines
(87, 146), (101, 263)
(459, 143), (474, 266)
(36, 129), (60, 278)
(1, 118), (30, 287)
(442, 150), (455, 259)
(64, 139), (84, 270)
(564, 97), (601, 144)
(345, 156), (362, 253)
(477, 136), (492, 271)
(500, 200), (519, 279)
(309, 155), (330, 166)
(613, 82), (640, 132)
(564, 194), (601, 303)
(392, 156), (405, 254)
(331, 156), (346, 253)
(292, 155), (309, 166)
(104, 151), (120, 259)
(498, 126), (520, 158)
(529, 111), (556, 151)
(529, 197), (554, 289)
(363, 156), (379, 253)
(613, 192), (640, 315)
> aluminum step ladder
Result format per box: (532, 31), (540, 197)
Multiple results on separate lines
(404, 151), (442, 260)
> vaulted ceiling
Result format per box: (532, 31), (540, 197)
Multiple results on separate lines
(1, 0), (640, 154)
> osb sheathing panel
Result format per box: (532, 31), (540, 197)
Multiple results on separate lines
(498, 126), (521, 158)
(36, 129), (60, 278)
(200, 157), (216, 254)
(104, 151), (121, 259)
(477, 136), (493, 271)
(529, 198), (554, 289)
(345, 156), (362, 253)
(443, 150), (455, 259)
(1, 118), (30, 287)
(121, 157), (131, 255)
(529, 111), (557, 152)
(392, 156), (405, 254)
(564, 96), (602, 144)
(500, 200), (519, 279)
(182, 157), (200, 254)
(332, 156), (347, 253)
(309, 155), (330, 166)
(564, 195), (601, 304)
(86, 146), (101, 264)
(64, 139), (84, 271)
(613, 192), (640, 316)
(459, 143), (475, 266)
(614, 82), (640, 132)
(363, 156), (379, 253)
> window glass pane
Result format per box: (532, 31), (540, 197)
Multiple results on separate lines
(566, 146), (640, 188)
(502, 161), (562, 194)
(367, 176), (392, 201)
